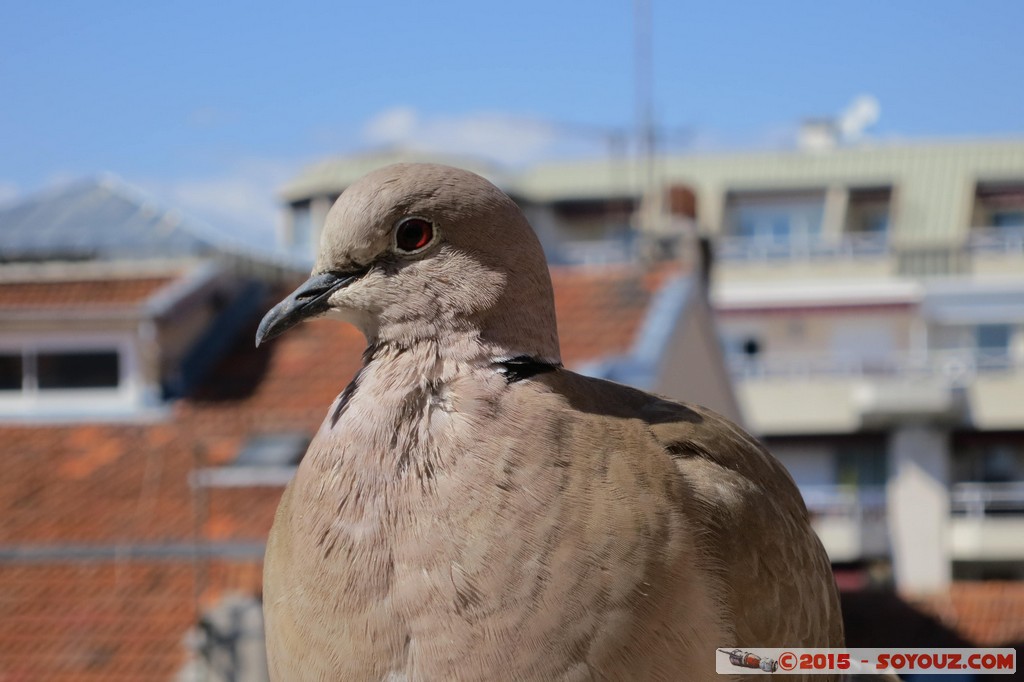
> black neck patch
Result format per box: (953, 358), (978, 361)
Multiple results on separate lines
(497, 356), (561, 383)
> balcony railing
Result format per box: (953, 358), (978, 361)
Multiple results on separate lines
(951, 482), (1024, 517)
(968, 227), (1024, 256)
(716, 232), (889, 262)
(557, 238), (636, 265)
(800, 485), (889, 561)
(801, 484), (887, 519)
(728, 348), (1020, 384)
(797, 484), (1024, 562)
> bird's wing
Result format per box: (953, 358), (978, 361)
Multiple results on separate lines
(549, 370), (844, 650)
(643, 395), (845, 649)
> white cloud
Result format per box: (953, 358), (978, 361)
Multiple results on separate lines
(361, 107), (562, 166)
(364, 106), (418, 142)
(141, 158), (302, 251)
(0, 181), (19, 205)
(45, 170), (79, 187)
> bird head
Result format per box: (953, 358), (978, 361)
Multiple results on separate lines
(256, 163), (560, 362)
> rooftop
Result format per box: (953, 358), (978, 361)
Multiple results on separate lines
(279, 148), (514, 203)
(0, 177), (217, 263)
(0, 177), (305, 282)
(0, 276), (174, 311)
(283, 138), (1024, 205)
(0, 261), (687, 677)
(0, 261), (1021, 677)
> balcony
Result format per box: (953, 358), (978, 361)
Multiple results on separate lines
(715, 228), (1024, 277)
(729, 348), (1019, 384)
(801, 485), (889, 562)
(716, 232), (889, 262)
(797, 484), (1024, 564)
(556, 236), (636, 265)
(968, 226), (1024, 255)
(728, 349), (1023, 435)
(950, 482), (1024, 561)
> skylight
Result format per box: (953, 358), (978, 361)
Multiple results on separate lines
(234, 433), (310, 468)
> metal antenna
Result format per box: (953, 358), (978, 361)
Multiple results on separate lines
(633, 0), (660, 256)
(634, 0), (656, 214)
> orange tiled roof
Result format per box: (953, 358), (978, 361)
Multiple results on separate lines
(1, 265), (676, 546)
(0, 277), (173, 309)
(551, 262), (679, 364)
(910, 582), (1024, 647)
(3, 266), (1024, 677)
(0, 290), (371, 678)
(0, 261), (690, 680)
(0, 560), (263, 681)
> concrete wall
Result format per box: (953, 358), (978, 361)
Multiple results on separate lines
(518, 141), (1024, 248)
(888, 425), (952, 593)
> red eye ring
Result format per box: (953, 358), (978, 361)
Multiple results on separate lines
(395, 218), (434, 253)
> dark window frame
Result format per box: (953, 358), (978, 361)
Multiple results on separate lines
(0, 345), (124, 395)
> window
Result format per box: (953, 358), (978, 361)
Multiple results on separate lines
(836, 444), (887, 487)
(0, 354), (22, 390)
(953, 438), (1024, 483)
(550, 197), (636, 241)
(235, 432), (309, 468)
(981, 446), (1019, 483)
(845, 187), (892, 235)
(992, 210), (1024, 228)
(973, 182), (1024, 228)
(290, 200), (313, 253)
(0, 346), (123, 397)
(37, 351), (119, 389)
(192, 432), (310, 488)
(975, 324), (1013, 370)
(724, 190), (826, 242)
(976, 324), (1011, 352)
(0, 338), (139, 417)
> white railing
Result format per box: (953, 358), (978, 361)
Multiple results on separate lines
(717, 232), (890, 262)
(968, 227), (1024, 256)
(951, 482), (1024, 518)
(800, 483), (1024, 520)
(728, 348), (1020, 384)
(557, 239), (636, 265)
(800, 485), (887, 520)
(799, 485), (889, 560)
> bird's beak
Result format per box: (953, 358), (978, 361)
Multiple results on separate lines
(255, 270), (364, 347)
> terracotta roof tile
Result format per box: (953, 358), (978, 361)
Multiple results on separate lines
(0, 261), (780, 681)
(908, 582), (1024, 646)
(0, 560), (262, 681)
(551, 261), (680, 364)
(0, 266), (681, 546)
(0, 277), (172, 310)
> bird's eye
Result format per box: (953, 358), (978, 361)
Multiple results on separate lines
(394, 218), (434, 253)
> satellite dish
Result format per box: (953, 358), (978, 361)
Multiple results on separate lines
(839, 95), (881, 141)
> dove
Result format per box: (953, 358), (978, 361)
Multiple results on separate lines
(256, 163), (844, 681)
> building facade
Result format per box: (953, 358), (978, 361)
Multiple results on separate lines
(0, 175), (739, 679)
(282, 140), (1024, 593)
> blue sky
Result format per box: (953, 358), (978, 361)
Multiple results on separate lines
(2, 0), (1023, 245)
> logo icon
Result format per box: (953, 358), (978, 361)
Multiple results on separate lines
(719, 649), (779, 673)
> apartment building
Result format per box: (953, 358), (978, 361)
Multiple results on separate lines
(0, 175), (739, 678)
(639, 142), (1024, 594)
(282, 140), (1024, 594)
(3, 144), (1020, 678)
